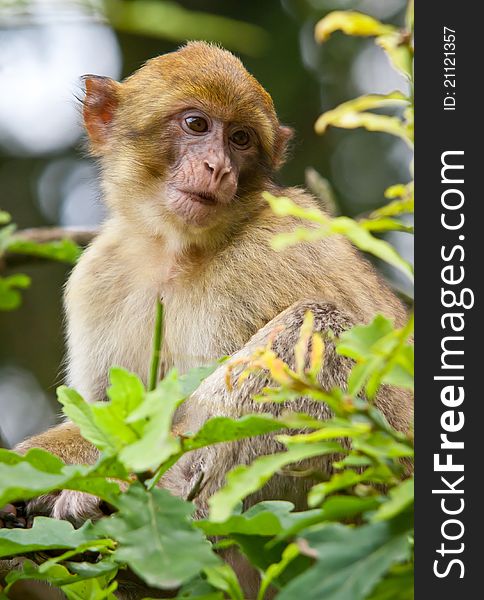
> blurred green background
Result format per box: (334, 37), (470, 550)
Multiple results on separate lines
(0, 0), (411, 447)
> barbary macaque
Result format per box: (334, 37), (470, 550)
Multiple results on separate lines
(9, 41), (412, 592)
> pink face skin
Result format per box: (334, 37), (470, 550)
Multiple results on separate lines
(163, 109), (261, 227)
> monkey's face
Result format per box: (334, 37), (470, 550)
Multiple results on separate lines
(81, 42), (293, 241)
(160, 108), (261, 228)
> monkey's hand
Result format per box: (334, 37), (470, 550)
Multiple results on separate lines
(13, 422), (107, 526)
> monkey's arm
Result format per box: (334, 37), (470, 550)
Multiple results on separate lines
(161, 299), (412, 516)
(15, 422), (98, 465)
(11, 423), (103, 524)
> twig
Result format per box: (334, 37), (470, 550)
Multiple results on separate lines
(148, 300), (164, 392)
(13, 227), (97, 245)
(186, 472), (205, 501)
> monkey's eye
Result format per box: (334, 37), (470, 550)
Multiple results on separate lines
(230, 129), (251, 148)
(185, 116), (209, 133)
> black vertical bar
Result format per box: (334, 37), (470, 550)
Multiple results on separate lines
(417, 3), (483, 597)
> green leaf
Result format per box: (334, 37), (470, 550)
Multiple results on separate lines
(338, 315), (394, 361)
(258, 543), (300, 600)
(62, 576), (118, 600)
(0, 447), (76, 506)
(372, 478), (414, 522)
(95, 484), (219, 589)
(277, 419), (371, 445)
(176, 575), (225, 599)
(372, 198), (414, 220)
(0, 517), (109, 558)
(107, 367), (145, 411)
(315, 11), (395, 42)
(34, 542), (118, 577)
(263, 192), (328, 224)
(0, 273), (31, 310)
(320, 93), (408, 115)
(7, 238), (81, 264)
(337, 315), (414, 398)
(4, 559), (118, 598)
(63, 559), (119, 580)
(366, 562), (414, 600)
(309, 464), (395, 507)
(308, 495), (381, 524)
(333, 455), (372, 469)
(60, 365), (221, 474)
(59, 368), (170, 470)
(263, 193), (413, 281)
(180, 363), (222, 397)
(92, 368), (146, 443)
(277, 519), (412, 600)
(208, 443), (342, 522)
(0, 221), (16, 255)
(0, 210), (11, 225)
(384, 183), (413, 200)
(197, 501), (316, 537)
(0, 448), (124, 507)
(330, 218), (413, 280)
(353, 433), (413, 460)
(4, 562), (78, 593)
(308, 471), (363, 506)
(203, 564), (244, 600)
(182, 414), (285, 452)
(273, 497), (382, 544)
(119, 366), (220, 472)
(118, 372), (186, 472)
(104, 0), (269, 57)
(59, 367), (145, 439)
(58, 387), (121, 455)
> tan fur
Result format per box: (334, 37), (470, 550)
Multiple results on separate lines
(63, 186), (405, 404)
(11, 42), (413, 598)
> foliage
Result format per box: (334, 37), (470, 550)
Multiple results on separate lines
(1, 307), (413, 598)
(0, 211), (81, 311)
(0, 3), (414, 599)
(0, 0), (267, 57)
(272, 1), (415, 286)
(103, 0), (269, 56)
(263, 192), (413, 281)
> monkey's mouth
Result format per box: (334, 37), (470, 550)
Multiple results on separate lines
(183, 190), (219, 206)
(168, 188), (223, 227)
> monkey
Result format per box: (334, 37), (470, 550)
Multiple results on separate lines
(6, 41), (412, 596)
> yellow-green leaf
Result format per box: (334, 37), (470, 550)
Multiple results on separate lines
(263, 193), (413, 281)
(314, 93), (411, 145)
(369, 184), (414, 218)
(377, 32), (413, 80)
(330, 217), (413, 281)
(0, 210), (11, 225)
(315, 11), (395, 43)
(360, 218), (413, 234)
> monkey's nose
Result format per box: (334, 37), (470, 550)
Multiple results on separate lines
(204, 158), (232, 187)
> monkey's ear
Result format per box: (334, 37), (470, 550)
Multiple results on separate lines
(273, 125), (294, 170)
(82, 75), (120, 149)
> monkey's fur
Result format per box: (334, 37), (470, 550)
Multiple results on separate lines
(11, 42), (412, 596)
